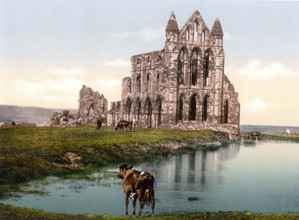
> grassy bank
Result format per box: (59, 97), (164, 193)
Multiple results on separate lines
(0, 126), (228, 194)
(1, 204), (298, 220)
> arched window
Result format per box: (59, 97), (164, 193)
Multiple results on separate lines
(156, 73), (160, 91)
(202, 95), (209, 121)
(178, 48), (185, 84)
(203, 50), (210, 86)
(137, 59), (141, 68)
(145, 97), (152, 128)
(178, 95), (184, 121)
(156, 97), (162, 127)
(146, 73), (150, 91)
(147, 56), (151, 67)
(191, 50), (198, 86)
(194, 21), (198, 41)
(136, 74), (141, 93)
(202, 30), (205, 43)
(189, 94), (197, 121)
(125, 98), (132, 119)
(223, 100), (229, 124)
(136, 98), (141, 122)
(186, 29), (189, 41)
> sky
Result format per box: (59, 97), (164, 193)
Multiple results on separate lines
(1, 0), (299, 126)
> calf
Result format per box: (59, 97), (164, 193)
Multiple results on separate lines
(115, 120), (132, 131)
(117, 163), (155, 216)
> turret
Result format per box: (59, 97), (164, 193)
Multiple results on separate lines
(211, 18), (223, 46)
(165, 12), (179, 51)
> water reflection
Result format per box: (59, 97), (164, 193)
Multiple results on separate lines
(2, 142), (299, 215)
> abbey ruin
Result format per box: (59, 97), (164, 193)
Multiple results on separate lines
(108, 10), (240, 140)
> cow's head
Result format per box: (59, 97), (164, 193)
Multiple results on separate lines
(117, 163), (133, 179)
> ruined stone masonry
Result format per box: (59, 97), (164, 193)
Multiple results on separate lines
(78, 85), (108, 124)
(108, 10), (240, 140)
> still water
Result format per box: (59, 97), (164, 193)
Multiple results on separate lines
(2, 142), (299, 215)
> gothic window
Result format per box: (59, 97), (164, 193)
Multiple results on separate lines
(194, 21), (198, 41)
(137, 59), (141, 68)
(178, 49), (185, 84)
(203, 50), (210, 86)
(136, 98), (141, 121)
(146, 73), (150, 91)
(202, 30), (205, 43)
(156, 97), (162, 126)
(186, 29), (189, 41)
(191, 50), (198, 86)
(125, 98), (132, 116)
(202, 95), (209, 121)
(156, 73), (160, 91)
(223, 100), (229, 124)
(136, 74), (141, 93)
(145, 97), (152, 128)
(189, 94), (197, 121)
(147, 56), (151, 67)
(178, 95), (184, 121)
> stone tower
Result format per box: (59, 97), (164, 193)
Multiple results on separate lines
(109, 10), (240, 139)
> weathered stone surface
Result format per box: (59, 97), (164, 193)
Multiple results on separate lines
(108, 10), (241, 140)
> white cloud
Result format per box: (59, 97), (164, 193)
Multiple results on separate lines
(108, 26), (164, 42)
(102, 59), (130, 67)
(136, 26), (164, 41)
(243, 98), (274, 113)
(238, 59), (294, 80)
(47, 67), (85, 76)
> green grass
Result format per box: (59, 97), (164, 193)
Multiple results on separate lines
(0, 204), (298, 220)
(0, 126), (228, 188)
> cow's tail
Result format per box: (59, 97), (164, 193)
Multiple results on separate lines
(143, 175), (154, 205)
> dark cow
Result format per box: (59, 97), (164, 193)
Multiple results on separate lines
(115, 120), (132, 131)
(96, 118), (102, 130)
(117, 163), (155, 216)
(247, 131), (261, 140)
(12, 121), (22, 127)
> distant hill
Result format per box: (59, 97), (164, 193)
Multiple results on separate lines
(0, 105), (77, 126)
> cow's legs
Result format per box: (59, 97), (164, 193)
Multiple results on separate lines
(132, 196), (137, 215)
(137, 189), (145, 216)
(150, 189), (155, 214)
(125, 194), (129, 215)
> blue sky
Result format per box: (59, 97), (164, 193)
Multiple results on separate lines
(1, 0), (299, 126)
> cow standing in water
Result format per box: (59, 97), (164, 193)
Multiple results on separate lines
(117, 164), (155, 216)
(115, 120), (133, 132)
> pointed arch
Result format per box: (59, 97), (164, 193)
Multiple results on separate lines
(191, 48), (200, 86)
(125, 98), (132, 119)
(136, 74), (141, 93)
(156, 96), (163, 127)
(178, 47), (188, 85)
(178, 93), (185, 121)
(135, 97), (141, 121)
(223, 99), (229, 124)
(144, 97), (152, 128)
(189, 94), (197, 121)
(185, 29), (190, 41)
(202, 94), (209, 121)
(193, 20), (199, 41)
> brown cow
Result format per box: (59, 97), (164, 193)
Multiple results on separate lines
(247, 131), (261, 140)
(115, 120), (132, 131)
(117, 163), (155, 216)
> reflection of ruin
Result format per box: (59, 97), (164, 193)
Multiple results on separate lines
(78, 85), (108, 124)
(108, 10), (240, 140)
(155, 143), (241, 191)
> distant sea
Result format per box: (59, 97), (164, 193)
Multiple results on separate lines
(1, 105), (298, 133)
(0, 105), (76, 126)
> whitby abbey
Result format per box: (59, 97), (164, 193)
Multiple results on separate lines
(74, 10), (240, 140)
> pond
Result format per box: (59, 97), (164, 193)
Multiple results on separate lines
(1, 142), (299, 215)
